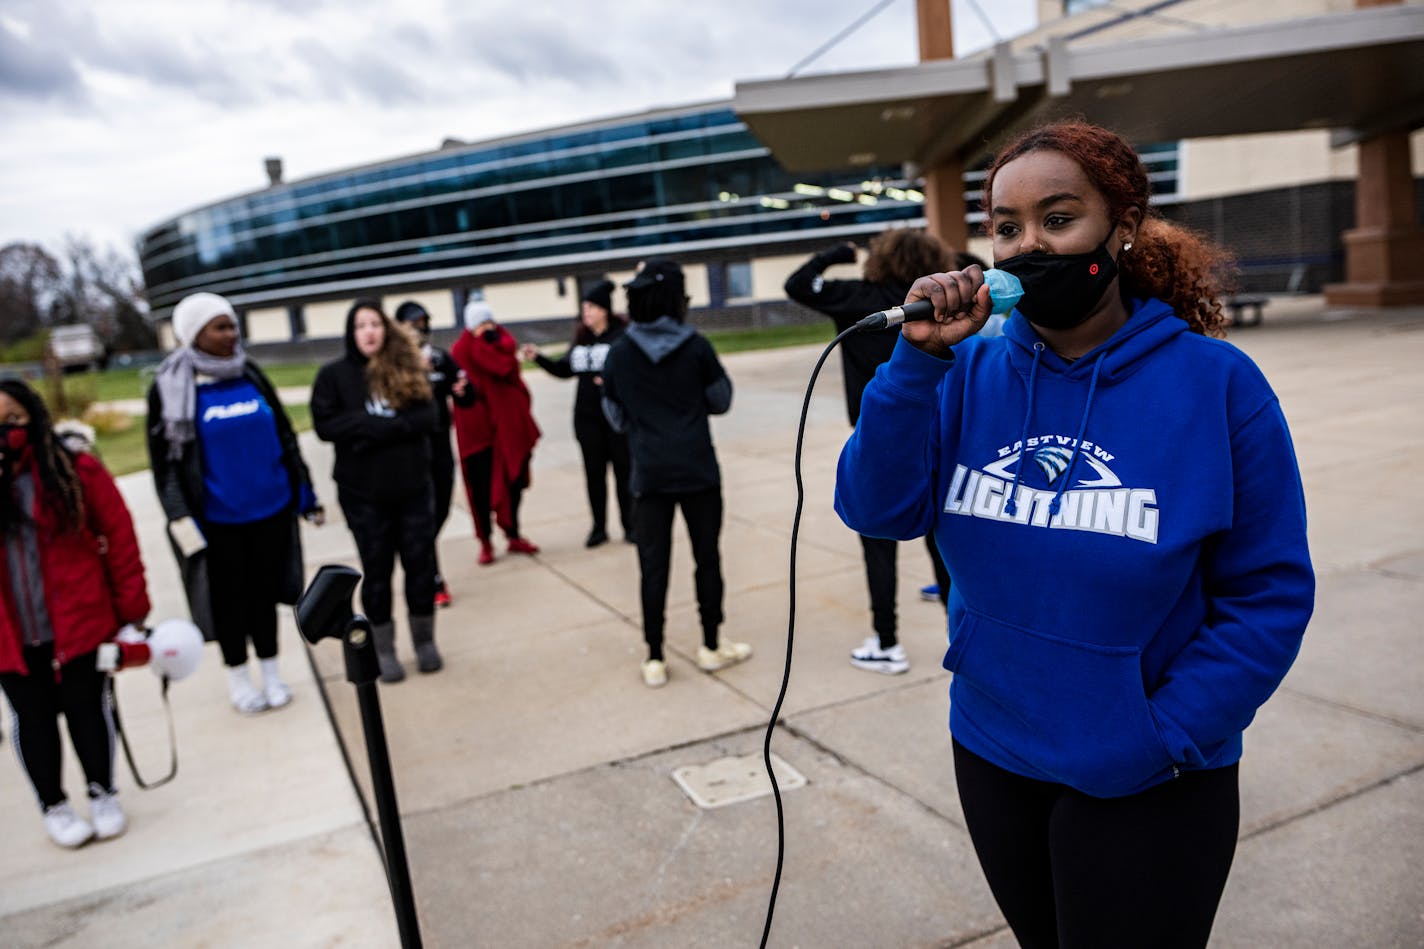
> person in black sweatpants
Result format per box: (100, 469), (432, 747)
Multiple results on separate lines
(785, 231), (982, 674)
(600, 258), (749, 689)
(394, 300), (475, 607)
(522, 279), (634, 548)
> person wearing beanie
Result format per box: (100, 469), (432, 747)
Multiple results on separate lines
(520, 278), (633, 548)
(147, 292), (323, 714)
(450, 299), (541, 565)
(599, 259), (750, 688)
(394, 301), (474, 607)
(1, 379), (150, 847)
(311, 300), (442, 682)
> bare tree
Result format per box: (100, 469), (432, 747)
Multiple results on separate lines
(0, 243), (63, 343)
(52, 235), (156, 352)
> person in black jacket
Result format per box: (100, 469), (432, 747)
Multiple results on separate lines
(148, 291), (322, 715)
(520, 279), (634, 548)
(600, 259), (750, 689)
(311, 300), (441, 683)
(394, 301), (473, 606)
(785, 229), (1001, 675)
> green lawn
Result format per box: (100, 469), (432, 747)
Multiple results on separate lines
(70, 362), (322, 405)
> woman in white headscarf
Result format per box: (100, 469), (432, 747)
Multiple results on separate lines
(146, 292), (323, 715)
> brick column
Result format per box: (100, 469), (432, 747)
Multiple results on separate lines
(1324, 0), (1424, 306)
(917, 0), (970, 252)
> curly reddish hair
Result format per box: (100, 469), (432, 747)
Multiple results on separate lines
(984, 121), (1232, 337)
(864, 228), (951, 288)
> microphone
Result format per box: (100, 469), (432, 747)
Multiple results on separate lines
(855, 269), (1023, 331)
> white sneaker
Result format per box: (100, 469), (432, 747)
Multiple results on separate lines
(850, 636), (910, 675)
(697, 640), (753, 672)
(88, 784), (127, 840)
(42, 801), (94, 848)
(229, 676), (269, 715)
(641, 659), (668, 688)
(259, 659), (292, 709)
(264, 679), (292, 709)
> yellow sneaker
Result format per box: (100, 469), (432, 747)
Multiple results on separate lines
(641, 659), (668, 688)
(697, 640), (752, 672)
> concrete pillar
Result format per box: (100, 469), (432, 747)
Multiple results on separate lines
(1324, 0), (1424, 306)
(916, 0), (970, 253)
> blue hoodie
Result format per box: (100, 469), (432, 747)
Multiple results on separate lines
(835, 298), (1314, 798)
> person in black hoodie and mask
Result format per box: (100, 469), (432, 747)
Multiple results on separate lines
(520, 279), (634, 548)
(600, 259), (750, 689)
(311, 300), (441, 682)
(785, 229), (1002, 676)
(394, 300), (473, 607)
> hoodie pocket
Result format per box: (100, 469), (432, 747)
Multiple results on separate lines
(947, 608), (1174, 798)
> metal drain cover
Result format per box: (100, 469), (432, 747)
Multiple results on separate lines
(671, 753), (807, 809)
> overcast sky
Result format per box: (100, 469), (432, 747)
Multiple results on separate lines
(0, 0), (1036, 261)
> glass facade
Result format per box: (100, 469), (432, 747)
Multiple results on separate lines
(139, 104), (926, 312)
(138, 101), (1182, 315)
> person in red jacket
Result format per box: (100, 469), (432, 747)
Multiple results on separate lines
(450, 301), (541, 565)
(0, 380), (150, 848)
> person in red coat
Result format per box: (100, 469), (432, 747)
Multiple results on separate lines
(0, 380), (150, 848)
(450, 301), (541, 565)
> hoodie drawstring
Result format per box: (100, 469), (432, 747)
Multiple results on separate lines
(1003, 342), (1044, 518)
(1048, 353), (1106, 517)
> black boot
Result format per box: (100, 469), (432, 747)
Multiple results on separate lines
(411, 614), (442, 674)
(371, 621), (406, 683)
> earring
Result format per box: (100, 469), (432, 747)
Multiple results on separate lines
(1122, 242), (1133, 252)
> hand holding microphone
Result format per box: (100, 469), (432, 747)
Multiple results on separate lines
(856, 265), (1023, 357)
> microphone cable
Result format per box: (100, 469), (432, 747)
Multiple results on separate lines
(759, 321), (861, 949)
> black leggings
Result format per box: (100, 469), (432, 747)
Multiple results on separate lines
(430, 436), (455, 582)
(461, 448), (527, 541)
(204, 511), (288, 668)
(860, 530), (951, 648)
(1, 644), (114, 809)
(635, 488), (723, 659)
(953, 739), (1239, 949)
(339, 485), (437, 624)
(574, 414), (633, 535)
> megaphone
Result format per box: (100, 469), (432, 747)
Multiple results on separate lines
(97, 619), (205, 682)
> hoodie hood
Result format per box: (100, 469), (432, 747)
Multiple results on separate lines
(626, 315), (695, 364)
(343, 307), (369, 363)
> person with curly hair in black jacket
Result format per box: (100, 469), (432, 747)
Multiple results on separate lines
(311, 300), (441, 683)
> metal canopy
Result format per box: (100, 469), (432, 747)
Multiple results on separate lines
(732, 5), (1424, 172)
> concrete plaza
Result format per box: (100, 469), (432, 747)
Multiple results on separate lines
(1, 297), (1421, 947)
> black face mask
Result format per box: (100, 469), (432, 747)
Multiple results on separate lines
(995, 233), (1120, 331)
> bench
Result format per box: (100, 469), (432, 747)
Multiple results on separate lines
(1225, 295), (1268, 328)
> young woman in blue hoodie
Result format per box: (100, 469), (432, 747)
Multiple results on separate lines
(835, 122), (1314, 948)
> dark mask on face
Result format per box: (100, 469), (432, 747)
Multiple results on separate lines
(995, 233), (1120, 331)
(0, 423), (29, 471)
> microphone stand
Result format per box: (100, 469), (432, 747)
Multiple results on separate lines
(342, 614), (423, 949)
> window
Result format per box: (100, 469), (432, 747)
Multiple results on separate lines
(1065, 0), (1108, 13)
(726, 261), (753, 301)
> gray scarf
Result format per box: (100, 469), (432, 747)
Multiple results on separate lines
(155, 344), (249, 460)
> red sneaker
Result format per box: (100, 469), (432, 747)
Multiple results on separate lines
(478, 542), (495, 565)
(434, 589), (452, 608)
(507, 537), (540, 555)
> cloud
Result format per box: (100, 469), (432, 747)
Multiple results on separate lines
(0, 15), (89, 106)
